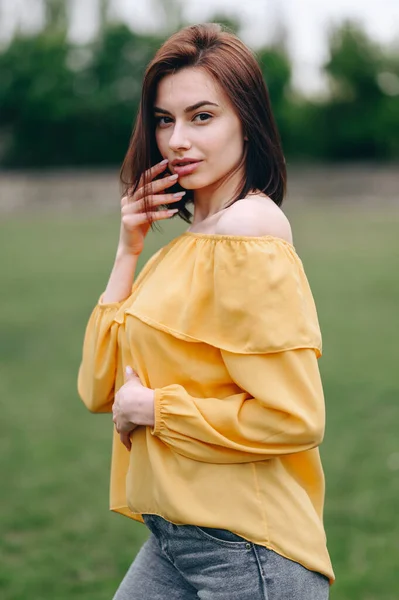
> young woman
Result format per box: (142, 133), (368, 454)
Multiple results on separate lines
(78, 22), (334, 599)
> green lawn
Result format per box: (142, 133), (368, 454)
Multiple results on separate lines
(1, 203), (398, 599)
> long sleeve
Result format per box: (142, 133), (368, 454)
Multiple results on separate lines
(77, 297), (124, 413)
(151, 347), (325, 464)
(77, 248), (165, 413)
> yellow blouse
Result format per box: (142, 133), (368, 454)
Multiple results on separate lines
(78, 232), (334, 583)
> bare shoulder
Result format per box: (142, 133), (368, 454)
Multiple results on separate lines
(216, 196), (293, 244)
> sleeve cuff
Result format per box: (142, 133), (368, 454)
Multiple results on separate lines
(151, 388), (164, 437)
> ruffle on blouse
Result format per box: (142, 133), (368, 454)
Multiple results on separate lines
(121, 233), (322, 356)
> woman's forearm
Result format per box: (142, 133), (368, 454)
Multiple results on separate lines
(102, 248), (139, 304)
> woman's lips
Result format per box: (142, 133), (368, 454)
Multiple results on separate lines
(172, 161), (202, 176)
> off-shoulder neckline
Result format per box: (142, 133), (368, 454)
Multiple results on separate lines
(180, 230), (296, 249)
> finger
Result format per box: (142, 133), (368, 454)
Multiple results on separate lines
(123, 161), (169, 204)
(133, 173), (179, 202)
(125, 365), (139, 381)
(137, 159), (169, 190)
(144, 159), (170, 181)
(122, 209), (179, 227)
(122, 192), (186, 215)
(120, 432), (131, 451)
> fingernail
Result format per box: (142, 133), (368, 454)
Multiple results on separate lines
(169, 174), (178, 180)
(173, 191), (186, 198)
(169, 209), (179, 213)
(126, 366), (133, 375)
(159, 159), (168, 165)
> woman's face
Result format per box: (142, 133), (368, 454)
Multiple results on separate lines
(154, 67), (246, 192)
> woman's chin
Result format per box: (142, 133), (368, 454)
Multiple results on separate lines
(177, 175), (208, 189)
(177, 178), (195, 190)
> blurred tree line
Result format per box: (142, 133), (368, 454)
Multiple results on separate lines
(0, 0), (398, 167)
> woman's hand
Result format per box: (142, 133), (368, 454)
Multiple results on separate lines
(112, 366), (155, 451)
(118, 159), (185, 256)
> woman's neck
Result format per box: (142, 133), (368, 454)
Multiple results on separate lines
(191, 170), (243, 227)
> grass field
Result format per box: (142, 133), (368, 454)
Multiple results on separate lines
(1, 202), (398, 599)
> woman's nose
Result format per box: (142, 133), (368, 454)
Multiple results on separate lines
(168, 124), (191, 151)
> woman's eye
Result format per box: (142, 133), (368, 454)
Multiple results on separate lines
(155, 113), (212, 127)
(193, 113), (212, 123)
(155, 116), (173, 127)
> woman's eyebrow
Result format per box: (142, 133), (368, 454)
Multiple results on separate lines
(153, 101), (219, 115)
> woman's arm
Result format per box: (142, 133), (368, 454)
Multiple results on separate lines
(77, 250), (139, 414)
(102, 249), (139, 304)
(150, 348), (325, 463)
(77, 297), (124, 413)
(77, 159), (181, 412)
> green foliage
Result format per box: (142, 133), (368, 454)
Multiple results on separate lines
(277, 22), (399, 161)
(0, 18), (397, 166)
(0, 24), (163, 166)
(0, 30), (76, 166)
(326, 21), (384, 100)
(42, 0), (70, 33)
(315, 22), (399, 159)
(256, 45), (292, 148)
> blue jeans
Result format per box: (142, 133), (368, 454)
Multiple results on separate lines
(112, 514), (329, 599)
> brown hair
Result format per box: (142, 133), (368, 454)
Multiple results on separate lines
(120, 23), (286, 222)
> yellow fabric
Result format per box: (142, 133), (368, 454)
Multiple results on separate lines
(78, 232), (334, 583)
